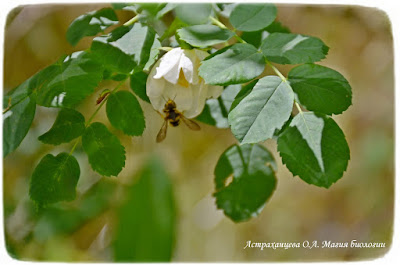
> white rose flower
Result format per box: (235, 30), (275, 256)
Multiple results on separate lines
(146, 47), (223, 119)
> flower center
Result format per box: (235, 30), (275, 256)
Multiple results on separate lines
(177, 69), (189, 88)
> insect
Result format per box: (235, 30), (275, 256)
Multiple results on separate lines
(156, 99), (200, 142)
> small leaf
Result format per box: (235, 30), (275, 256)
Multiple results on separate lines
(36, 51), (104, 108)
(130, 71), (150, 103)
(174, 4), (213, 25)
(177, 25), (234, 48)
(38, 109), (85, 145)
(228, 76), (294, 144)
(278, 112), (350, 188)
(106, 91), (145, 136)
(214, 144), (277, 222)
(114, 157), (175, 261)
(196, 84), (242, 128)
(66, 8), (118, 46)
(261, 33), (329, 64)
(3, 92), (36, 157)
(29, 153), (80, 206)
(91, 24), (160, 74)
(229, 4), (277, 32)
(82, 122), (126, 177)
(288, 64), (352, 115)
(199, 43), (265, 86)
(241, 21), (291, 49)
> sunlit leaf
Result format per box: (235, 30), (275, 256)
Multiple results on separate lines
(229, 4), (277, 32)
(82, 122), (126, 177)
(288, 63), (352, 114)
(91, 23), (160, 74)
(114, 157), (175, 261)
(106, 91), (145, 136)
(29, 153), (80, 206)
(261, 33), (329, 64)
(66, 8), (118, 46)
(38, 109), (85, 145)
(214, 144), (277, 222)
(199, 43), (265, 86)
(177, 25), (234, 48)
(228, 76), (294, 144)
(278, 112), (350, 188)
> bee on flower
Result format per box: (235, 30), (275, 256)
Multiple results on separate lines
(146, 47), (223, 142)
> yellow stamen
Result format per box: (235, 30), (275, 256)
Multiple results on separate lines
(177, 69), (189, 88)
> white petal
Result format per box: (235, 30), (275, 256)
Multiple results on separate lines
(207, 85), (224, 99)
(179, 54), (194, 84)
(153, 48), (183, 84)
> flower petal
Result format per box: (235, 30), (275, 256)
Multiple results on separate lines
(153, 48), (183, 84)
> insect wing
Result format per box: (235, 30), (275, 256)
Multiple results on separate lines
(182, 116), (200, 131)
(156, 120), (168, 142)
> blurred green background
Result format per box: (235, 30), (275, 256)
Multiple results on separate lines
(3, 3), (394, 262)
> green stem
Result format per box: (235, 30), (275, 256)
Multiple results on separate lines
(266, 60), (286, 82)
(295, 101), (303, 114)
(124, 14), (140, 26)
(85, 80), (126, 126)
(68, 80), (126, 156)
(209, 16), (246, 44)
(209, 16), (227, 29)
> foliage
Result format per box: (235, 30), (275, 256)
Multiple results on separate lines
(3, 2), (352, 238)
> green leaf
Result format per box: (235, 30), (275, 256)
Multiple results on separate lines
(91, 23), (160, 74)
(177, 25), (234, 48)
(196, 84), (242, 128)
(277, 112), (350, 188)
(174, 4), (213, 25)
(261, 33), (329, 64)
(130, 71), (150, 103)
(228, 76), (294, 144)
(36, 51), (104, 108)
(111, 3), (138, 12)
(241, 21), (291, 49)
(156, 3), (176, 18)
(288, 64), (352, 115)
(38, 109), (85, 145)
(29, 153), (80, 206)
(229, 4), (277, 32)
(199, 43), (265, 86)
(229, 80), (258, 111)
(214, 144), (277, 222)
(106, 91), (145, 136)
(3, 91), (36, 157)
(66, 8), (118, 46)
(82, 122), (126, 176)
(114, 157), (175, 261)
